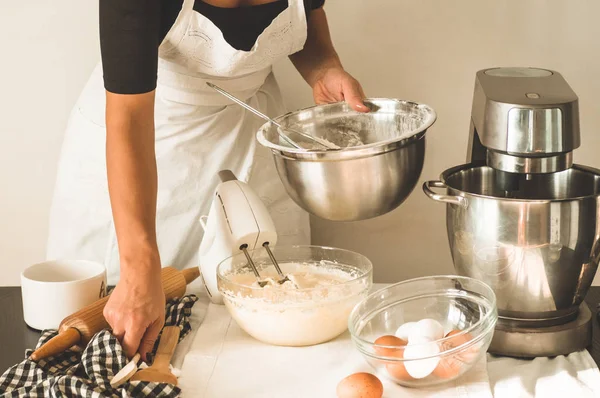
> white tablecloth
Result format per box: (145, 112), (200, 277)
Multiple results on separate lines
(173, 284), (600, 398)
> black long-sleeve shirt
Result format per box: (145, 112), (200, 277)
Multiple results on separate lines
(100, 0), (324, 94)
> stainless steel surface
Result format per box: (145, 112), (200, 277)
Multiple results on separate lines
(468, 67), (580, 174)
(470, 67), (580, 156)
(422, 180), (468, 207)
(423, 163), (600, 326)
(256, 98), (436, 221)
(241, 245), (267, 287)
(486, 151), (573, 174)
(263, 243), (293, 285)
(206, 82), (338, 150)
(484, 67), (554, 78)
(488, 304), (593, 358)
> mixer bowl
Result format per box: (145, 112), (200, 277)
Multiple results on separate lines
(256, 99), (436, 221)
(423, 162), (600, 326)
(217, 245), (372, 346)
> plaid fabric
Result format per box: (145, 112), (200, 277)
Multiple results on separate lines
(0, 295), (198, 398)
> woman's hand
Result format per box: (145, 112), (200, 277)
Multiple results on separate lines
(312, 67), (369, 113)
(288, 8), (368, 113)
(103, 261), (165, 361)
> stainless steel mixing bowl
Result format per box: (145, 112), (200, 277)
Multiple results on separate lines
(256, 99), (436, 221)
(423, 162), (600, 326)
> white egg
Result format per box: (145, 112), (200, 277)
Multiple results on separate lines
(408, 318), (445, 341)
(395, 322), (417, 340)
(403, 336), (441, 379)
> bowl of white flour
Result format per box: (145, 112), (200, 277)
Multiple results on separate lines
(217, 245), (373, 346)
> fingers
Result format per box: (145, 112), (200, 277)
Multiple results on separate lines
(139, 318), (165, 362)
(343, 79), (369, 113)
(105, 306), (127, 352)
(313, 81), (339, 105)
(121, 323), (146, 359)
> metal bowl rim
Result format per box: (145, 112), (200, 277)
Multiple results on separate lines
(256, 98), (436, 160)
(438, 162), (600, 202)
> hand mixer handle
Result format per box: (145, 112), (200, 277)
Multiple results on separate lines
(218, 170), (238, 182)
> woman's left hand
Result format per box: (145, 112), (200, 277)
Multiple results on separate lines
(312, 67), (369, 113)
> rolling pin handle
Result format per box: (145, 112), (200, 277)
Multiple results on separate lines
(29, 327), (81, 361)
(181, 267), (200, 284)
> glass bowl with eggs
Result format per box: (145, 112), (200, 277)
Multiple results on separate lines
(348, 276), (497, 387)
(217, 245), (373, 347)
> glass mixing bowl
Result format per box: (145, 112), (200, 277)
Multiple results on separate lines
(348, 276), (497, 388)
(217, 245), (372, 346)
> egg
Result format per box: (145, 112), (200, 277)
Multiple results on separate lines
(403, 336), (441, 379)
(432, 329), (480, 379)
(432, 353), (463, 379)
(407, 318), (445, 342)
(395, 322), (416, 340)
(372, 336), (412, 381)
(442, 329), (480, 362)
(373, 335), (407, 357)
(336, 372), (384, 398)
(386, 361), (413, 381)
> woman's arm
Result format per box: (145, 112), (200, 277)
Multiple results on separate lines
(104, 92), (165, 362)
(289, 7), (368, 112)
(99, 0), (165, 361)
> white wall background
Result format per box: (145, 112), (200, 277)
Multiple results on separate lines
(1, 1), (599, 286)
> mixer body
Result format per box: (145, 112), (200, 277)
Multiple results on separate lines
(198, 170), (278, 304)
(424, 67), (599, 357)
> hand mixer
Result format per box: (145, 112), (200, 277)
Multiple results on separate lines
(198, 170), (296, 304)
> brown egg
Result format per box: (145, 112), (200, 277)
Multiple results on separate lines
(445, 329), (472, 343)
(373, 335), (407, 357)
(386, 361), (413, 381)
(336, 372), (384, 398)
(372, 335), (412, 381)
(443, 329), (479, 361)
(433, 329), (479, 378)
(432, 353), (463, 379)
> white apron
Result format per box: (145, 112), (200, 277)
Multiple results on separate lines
(46, 0), (311, 285)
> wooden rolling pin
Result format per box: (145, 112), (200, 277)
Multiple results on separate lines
(29, 266), (200, 362)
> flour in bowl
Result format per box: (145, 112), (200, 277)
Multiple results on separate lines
(220, 262), (370, 346)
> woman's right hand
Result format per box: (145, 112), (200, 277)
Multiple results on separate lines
(103, 259), (166, 361)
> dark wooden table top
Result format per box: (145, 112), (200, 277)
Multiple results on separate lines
(1, 287), (599, 374)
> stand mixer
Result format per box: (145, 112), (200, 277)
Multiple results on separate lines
(424, 67), (600, 357)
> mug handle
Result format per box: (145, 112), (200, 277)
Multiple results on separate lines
(422, 181), (468, 208)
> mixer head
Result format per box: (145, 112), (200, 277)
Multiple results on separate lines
(467, 67), (580, 175)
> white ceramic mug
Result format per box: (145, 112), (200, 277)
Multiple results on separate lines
(21, 260), (107, 330)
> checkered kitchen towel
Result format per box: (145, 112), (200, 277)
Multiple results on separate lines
(0, 295), (198, 398)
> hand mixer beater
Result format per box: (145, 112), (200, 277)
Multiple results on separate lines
(198, 170), (297, 304)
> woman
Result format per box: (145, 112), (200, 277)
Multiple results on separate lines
(47, 0), (367, 362)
